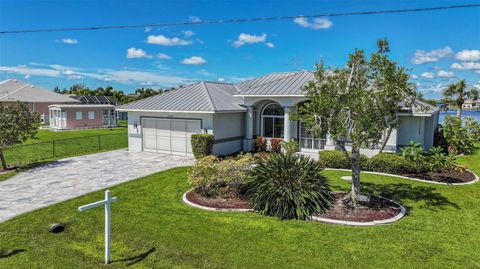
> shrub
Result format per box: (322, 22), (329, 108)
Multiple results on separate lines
(465, 116), (480, 142)
(191, 134), (215, 159)
(255, 136), (267, 152)
(188, 154), (255, 198)
(428, 146), (457, 172)
(247, 153), (333, 220)
(318, 150), (368, 169)
(364, 152), (422, 175)
(442, 116), (477, 155)
(270, 138), (283, 153)
(282, 140), (299, 155)
(401, 141), (426, 162)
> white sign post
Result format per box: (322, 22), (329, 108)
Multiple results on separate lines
(78, 190), (118, 265)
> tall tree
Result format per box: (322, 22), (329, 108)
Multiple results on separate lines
(292, 39), (417, 206)
(443, 80), (479, 118)
(0, 102), (38, 169)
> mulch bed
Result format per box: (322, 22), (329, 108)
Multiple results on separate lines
(316, 192), (401, 222)
(186, 191), (252, 209)
(0, 167), (17, 174)
(404, 170), (476, 184)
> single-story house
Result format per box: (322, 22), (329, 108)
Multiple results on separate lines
(462, 99), (479, 109)
(0, 78), (80, 123)
(117, 71), (439, 157)
(49, 104), (117, 130)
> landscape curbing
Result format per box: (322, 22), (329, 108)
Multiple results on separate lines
(182, 189), (254, 212)
(324, 168), (480, 186)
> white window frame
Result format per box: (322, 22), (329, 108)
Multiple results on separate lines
(88, 111), (95, 120)
(261, 102), (284, 138)
(76, 111), (83, 120)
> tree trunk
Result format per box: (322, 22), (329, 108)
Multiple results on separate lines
(0, 150), (7, 170)
(456, 102), (463, 118)
(349, 145), (362, 207)
(379, 126), (394, 153)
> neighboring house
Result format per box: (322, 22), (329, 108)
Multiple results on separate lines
(462, 99), (479, 109)
(49, 104), (117, 130)
(70, 95), (118, 105)
(117, 71), (439, 157)
(0, 78), (80, 123)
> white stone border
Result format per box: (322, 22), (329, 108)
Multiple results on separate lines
(182, 189), (254, 212)
(324, 168), (479, 186)
(310, 193), (406, 226)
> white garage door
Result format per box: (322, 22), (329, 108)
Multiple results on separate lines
(142, 118), (202, 156)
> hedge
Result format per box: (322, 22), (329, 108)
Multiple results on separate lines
(318, 150), (368, 169)
(364, 152), (424, 174)
(191, 134), (215, 159)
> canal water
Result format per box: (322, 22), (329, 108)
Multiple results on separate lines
(439, 110), (480, 123)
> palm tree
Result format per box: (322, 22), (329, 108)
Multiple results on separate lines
(443, 80), (479, 118)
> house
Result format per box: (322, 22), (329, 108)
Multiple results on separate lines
(462, 99), (479, 109)
(0, 79), (80, 123)
(117, 71), (439, 157)
(49, 104), (117, 130)
(70, 95), (117, 105)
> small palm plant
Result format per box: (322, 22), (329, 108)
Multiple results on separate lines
(247, 153), (333, 220)
(401, 141), (425, 162)
(428, 146), (457, 172)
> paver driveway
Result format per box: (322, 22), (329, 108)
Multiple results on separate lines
(0, 149), (194, 222)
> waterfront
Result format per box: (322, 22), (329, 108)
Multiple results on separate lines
(439, 110), (480, 123)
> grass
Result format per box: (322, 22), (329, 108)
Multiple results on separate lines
(2, 128), (127, 168)
(0, 152), (479, 268)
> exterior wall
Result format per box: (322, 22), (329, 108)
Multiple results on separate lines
(423, 111), (439, 149)
(212, 112), (245, 156)
(127, 111), (213, 152)
(61, 107), (114, 129)
(397, 115), (426, 148)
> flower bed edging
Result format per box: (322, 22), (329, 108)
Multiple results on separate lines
(310, 195), (406, 226)
(182, 189), (254, 212)
(324, 168), (480, 186)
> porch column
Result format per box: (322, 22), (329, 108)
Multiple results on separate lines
(244, 106), (255, 151)
(283, 106), (291, 141)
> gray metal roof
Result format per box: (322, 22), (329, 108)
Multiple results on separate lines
(236, 71), (314, 96)
(0, 79), (80, 103)
(117, 81), (246, 112)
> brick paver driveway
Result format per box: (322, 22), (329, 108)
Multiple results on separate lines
(0, 149), (194, 222)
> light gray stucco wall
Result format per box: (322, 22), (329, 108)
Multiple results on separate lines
(423, 111), (439, 149)
(212, 112), (245, 156)
(397, 115), (427, 148)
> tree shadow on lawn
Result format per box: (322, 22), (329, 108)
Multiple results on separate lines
(0, 249), (26, 259)
(111, 247), (156, 266)
(332, 182), (459, 212)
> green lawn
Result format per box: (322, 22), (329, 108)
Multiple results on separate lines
(0, 152), (479, 268)
(2, 128), (127, 168)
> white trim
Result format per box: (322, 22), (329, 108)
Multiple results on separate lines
(182, 189), (254, 212)
(260, 102), (284, 138)
(115, 109), (245, 113)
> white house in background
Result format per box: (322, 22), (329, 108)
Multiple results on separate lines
(117, 71), (439, 157)
(49, 104), (117, 130)
(462, 99), (479, 109)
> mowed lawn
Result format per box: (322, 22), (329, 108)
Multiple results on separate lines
(0, 152), (479, 268)
(2, 128), (127, 168)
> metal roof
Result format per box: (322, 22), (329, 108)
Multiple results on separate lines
(236, 71), (314, 96)
(117, 81), (245, 112)
(0, 79), (80, 103)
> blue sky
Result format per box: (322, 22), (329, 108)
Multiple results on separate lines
(0, 0), (479, 98)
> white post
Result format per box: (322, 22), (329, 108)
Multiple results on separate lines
(244, 106), (254, 151)
(283, 106), (291, 141)
(105, 190), (111, 265)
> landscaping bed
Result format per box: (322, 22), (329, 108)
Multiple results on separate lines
(404, 169), (476, 184)
(314, 192), (402, 223)
(185, 190), (251, 209)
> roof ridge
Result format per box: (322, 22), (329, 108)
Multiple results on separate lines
(202, 80), (234, 85)
(201, 81), (217, 111)
(0, 83), (31, 100)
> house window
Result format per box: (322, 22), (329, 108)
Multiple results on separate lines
(76, 111), (83, 120)
(88, 111), (95, 120)
(262, 103), (284, 138)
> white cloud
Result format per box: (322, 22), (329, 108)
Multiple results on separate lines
(421, 72), (434, 79)
(126, 47), (152, 59)
(146, 35), (192, 46)
(0, 65), (61, 77)
(156, 53), (171, 60)
(61, 38), (79, 44)
(455, 49), (480, 61)
(233, 33), (271, 48)
(144, 27), (152, 32)
(181, 56), (206, 65)
(450, 62), (480, 70)
(24, 74), (30, 79)
(411, 47), (453, 64)
(437, 70), (454, 78)
(182, 30), (194, 37)
(189, 16), (201, 22)
(410, 74), (418, 79)
(293, 17), (333, 30)
(265, 42), (275, 48)
(218, 78), (225, 82)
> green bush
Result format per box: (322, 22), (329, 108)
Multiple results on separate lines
(401, 141), (426, 162)
(188, 154), (255, 198)
(191, 134), (215, 159)
(318, 150), (368, 169)
(442, 116), (477, 155)
(364, 152), (422, 175)
(247, 153), (332, 220)
(465, 116), (480, 142)
(428, 146), (457, 172)
(270, 138), (283, 153)
(255, 136), (267, 152)
(281, 140), (299, 155)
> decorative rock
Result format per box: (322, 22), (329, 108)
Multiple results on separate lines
(49, 223), (65, 233)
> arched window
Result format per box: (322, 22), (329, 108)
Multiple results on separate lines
(262, 103), (284, 138)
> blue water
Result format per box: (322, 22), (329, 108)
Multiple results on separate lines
(439, 110), (480, 123)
